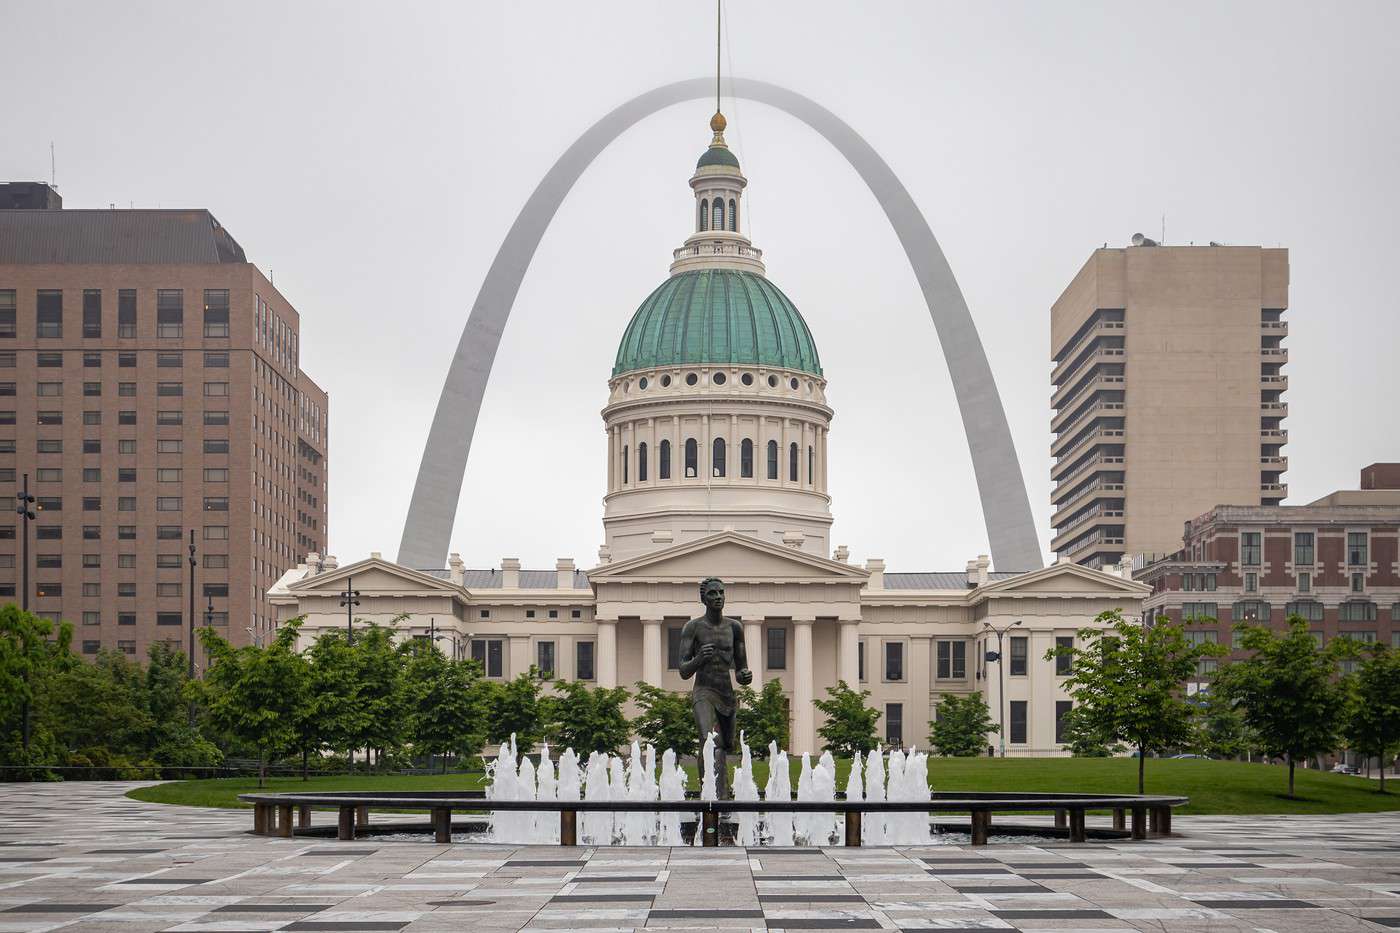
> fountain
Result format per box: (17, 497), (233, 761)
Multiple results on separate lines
(658, 748), (686, 845)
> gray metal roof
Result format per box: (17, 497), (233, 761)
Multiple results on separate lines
(882, 571), (1021, 590)
(419, 568), (591, 589)
(0, 209), (247, 264)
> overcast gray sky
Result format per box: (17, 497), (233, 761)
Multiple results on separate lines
(5, 1), (1398, 573)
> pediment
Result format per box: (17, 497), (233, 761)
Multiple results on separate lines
(288, 558), (461, 596)
(979, 561), (1149, 598)
(588, 532), (868, 584)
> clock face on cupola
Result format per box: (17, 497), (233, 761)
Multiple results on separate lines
(600, 110), (834, 564)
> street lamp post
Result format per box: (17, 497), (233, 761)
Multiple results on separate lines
(340, 576), (360, 643)
(187, 530), (198, 726)
(981, 619), (1023, 757)
(14, 473), (34, 611)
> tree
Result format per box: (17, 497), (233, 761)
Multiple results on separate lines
(929, 692), (997, 757)
(547, 680), (631, 754)
(1215, 618), (1351, 798)
(0, 604), (72, 766)
(1190, 686), (1256, 761)
(484, 669), (548, 747)
(1058, 705), (1118, 757)
(403, 644), (486, 772)
(302, 629), (359, 774)
(813, 680), (880, 758)
(1049, 610), (1224, 793)
(737, 679), (791, 752)
(199, 624), (308, 786)
(1343, 644), (1400, 794)
(632, 683), (698, 758)
(345, 623), (407, 770)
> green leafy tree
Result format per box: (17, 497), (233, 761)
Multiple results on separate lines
(1058, 705), (1118, 757)
(1342, 644), (1400, 794)
(632, 683), (698, 758)
(45, 651), (154, 760)
(0, 604), (72, 766)
(1190, 687), (1256, 761)
(403, 643), (486, 772)
(1215, 618), (1351, 798)
(737, 679), (791, 752)
(813, 680), (880, 758)
(929, 692), (997, 757)
(199, 624), (308, 786)
(1049, 610), (1224, 793)
(485, 668), (548, 747)
(345, 622), (407, 770)
(547, 680), (631, 754)
(302, 629), (359, 774)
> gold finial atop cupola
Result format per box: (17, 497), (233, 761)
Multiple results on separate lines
(709, 110), (728, 147)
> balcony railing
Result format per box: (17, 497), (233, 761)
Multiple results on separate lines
(1052, 454), (1125, 492)
(1051, 346), (1125, 388)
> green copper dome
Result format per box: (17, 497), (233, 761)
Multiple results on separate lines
(696, 146), (740, 170)
(613, 269), (822, 377)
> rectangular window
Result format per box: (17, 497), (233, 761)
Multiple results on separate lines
(1348, 532), (1368, 567)
(0, 290), (14, 337)
(0, 382), (13, 395)
(118, 410), (136, 425)
(1241, 532), (1262, 566)
(36, 290), (62, 337)
(157, 468), (181, 482)
(157, 525), (182, 539)
(36, 496), (61, 511)
(203, 410), (229, 425)
(858, 640), (866, 681)
(35, 583), (61, 598)
(36, 380), (61, 393)
(82, 525), (99, 539)
(203, 497), (228, 511)
(1285, 600), (1323, 622)
(203, 439), (229, 453)
(117, 382), (135, 397)
(1182, 602), (1219, 622)
(203, 525), (228, 540)
(203, 468), (228, 482)
(885, 703), (903, 747)
(469, 638), (503, 677)
(35, 526), (60, 540)
(84, 439), (101, 454)
(202, 583), (228, 598)
(205, 553), (228, 567)
(1009, 636), (1028, 676)
(36, 467), (61, 482)
(1297, 571), (1311, 593)
(83, 289), (102, 337)
(118, 526), (135, 540)
(1245, 572), (1258, 593)
(666, 626), (682, 670)
(203, 289), (230, 337)
(767, 626), (787, 671)
(156, 554), (181, 568)
(1184, 629), (1219, 647)
(156, 289), (183, 337)
(1055, 700), (1073, 744)
(156, 612), (182, 626)
(82, 497), (100, 511)
(1054, 635), (1073, 675)
(536, 641), (555, 677)
(1339, 601), (1377, 623)
(0, 352), (11, 366)
(156, 381), (183, 396)
(1009, 700), (1028, 744)
(37, 411), (62, 425)
(1294, 531), (1314, 566)
(83, 382), (101, 397)
(203, 351), (229, 368)
(156, 497), (182, 511)
(936, 640), (966, 679)
(118, 640), (136, 655)
(82, 640), (100, 654)
(118, 612), (136, 625)
(0, 411), (12, 425)
(37, 439), (62, 453)
(885, 640), (904, 681)
(118, 497), (136, 511)
(576, 640), (595, 680)
(36, 554), (62, 568)
(203, 381), (228, 397)
(118, 289), (136, 337)
(158, 439), (182, 453)
(118, 468), (136, 483)
(1352, 571), (1365, 593)
(118, 352), (136, 368)
(156, 410), (183, 425)
(157, 583), (181, 597)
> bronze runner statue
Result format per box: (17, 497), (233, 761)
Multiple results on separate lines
(678, 577), (753, 799)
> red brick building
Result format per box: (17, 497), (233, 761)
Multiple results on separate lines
(0, 183), (328, 660)
(1135, 464), (1400, 681)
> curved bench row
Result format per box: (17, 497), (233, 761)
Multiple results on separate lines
(237, 791), (1188, 847)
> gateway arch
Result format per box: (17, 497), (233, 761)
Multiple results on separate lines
(398, 77), (1043, 573)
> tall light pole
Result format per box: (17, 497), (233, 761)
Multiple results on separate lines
(14, 473), (34, 611)
(187, 530), (198, 726)
(981, 619), (1022, 757)
(340, 576), (359, 643)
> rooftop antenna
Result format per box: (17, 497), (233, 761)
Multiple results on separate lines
(1161, 212), (1166, 245)
(715, 0), (721, 116)
(49, 142), (55, 188)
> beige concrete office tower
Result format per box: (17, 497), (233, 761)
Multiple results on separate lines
(1050, 241), (1289, 568)
(0, 182), (329, 660)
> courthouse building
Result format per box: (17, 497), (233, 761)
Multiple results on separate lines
(270, 114), (1146, 754)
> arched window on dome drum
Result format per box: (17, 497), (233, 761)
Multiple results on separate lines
(711, 199), (724, 232)
(789, 442), (798, 482)
(659, 439), (671, 480)
(685, 438), (698, 478)
(712, 438), (726, 478)
(699, 199), (708, 232)
(741, 439), (754, 478)
(637, 442), (648, 483)
(728, 198), (737, 232)
(808, 445), (814, 485)
(622, 445), (628, 485)
(766, 440), (778, 480)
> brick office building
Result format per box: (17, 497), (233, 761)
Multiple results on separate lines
(0, 183), (328, 660)
(1136, 464), (1400, 682)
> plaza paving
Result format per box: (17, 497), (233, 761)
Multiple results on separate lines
(2, 782), (1399, 932)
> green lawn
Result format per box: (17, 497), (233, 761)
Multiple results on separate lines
(127, 757), (1398, 815)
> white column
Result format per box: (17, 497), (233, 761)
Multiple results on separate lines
(793, 618), (815, 753)
(743, 619), (763, 686)
(642, 619), (662, 686)
(597, 619), (618, 688)
(838, 618), (860, 686)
